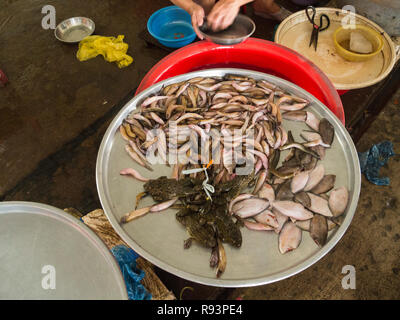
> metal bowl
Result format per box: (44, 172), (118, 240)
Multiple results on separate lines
(54, 17), (95, 43)
(199, 14), (255, 45)
(96, 68), (361, 288)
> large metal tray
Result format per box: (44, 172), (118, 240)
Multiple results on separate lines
(0, 201), (128, 299)
(96, 68), (361, 287)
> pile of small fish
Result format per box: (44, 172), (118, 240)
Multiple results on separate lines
(118, 74), (310, 177)
(118, 74), (350, 277)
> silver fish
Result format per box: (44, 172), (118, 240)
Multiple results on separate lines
(328, 187), (349, 217)
(310, 214), (328, 247)
(272, 201), (314, 221)
(232, 198), (270, 218)
(279, 221), (302, 254)
(306, 193), (333, 217)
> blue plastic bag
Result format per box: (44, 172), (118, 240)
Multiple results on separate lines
(358, 141), (395, 186)
(111, 245), (152, 300)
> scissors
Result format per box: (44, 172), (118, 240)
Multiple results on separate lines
(305, 6), (330, 51)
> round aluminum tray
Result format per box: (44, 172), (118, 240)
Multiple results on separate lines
(0, 202), (128, 299)
(96, 68), (361, 287)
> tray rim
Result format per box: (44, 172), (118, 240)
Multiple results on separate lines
(96, 67), (361, 287)
(0, 201), (128, 299)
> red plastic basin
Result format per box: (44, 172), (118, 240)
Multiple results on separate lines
(137, 38), (345, 124)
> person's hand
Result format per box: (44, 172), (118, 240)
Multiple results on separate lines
(207, 0), (241, 32)
(188, 2), (205, 39)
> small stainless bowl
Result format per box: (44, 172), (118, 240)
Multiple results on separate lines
(199, 14), (255, 45)
(54, 17), (95, 43)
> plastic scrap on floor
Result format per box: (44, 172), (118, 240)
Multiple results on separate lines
(76, 35), (133, 68)
(358, 141), (395, 186)
(111, 245), (152, 300)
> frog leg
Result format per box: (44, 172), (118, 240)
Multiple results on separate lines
(135, 191), (149, 210)
(209, 246), (219, 268)
(183, 238), (193, 249)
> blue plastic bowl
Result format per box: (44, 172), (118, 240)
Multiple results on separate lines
(147, 6), (196, 48)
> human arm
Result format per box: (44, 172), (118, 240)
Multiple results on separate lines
(169, 0), (206, 39)
(207, 0), (254, 31)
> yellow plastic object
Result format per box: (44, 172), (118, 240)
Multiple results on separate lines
(76, 35), (133, 68)
(333, 25), (384, 62)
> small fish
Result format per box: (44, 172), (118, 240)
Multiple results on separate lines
(232, 198), (270, 218)
(119, 125), (131, 142)
(310, 174), (336, 194)
(304, 164), (325, 191)
(247, 149), (269, 170)
(301, 131), (330, 148)
(290, 171), (310, 194)
(228, 193), (254, 213)
(213, 92), (232, 102)
(175, 82), (190, 97)
(229, 95), (248, 104)
(132, 113), (153, 127)
(273, 208), (289, 234)
(279, 221), (302, 254)
(125, 144), (153, 171)
(253, 170), (268, 194)
(319, 118), (335, 145)
(194, 83), (222, 92)
(328, 187), (349, 217)
(279, 143), (320, 159)
(310, 214), (328, 247)
(141, 95), (168, 107)
(306, 111), (320, 131)
(254, 210), (279, 228)
(243, 219), (274, 231)
(279, 102), (308, 111)
(272, 201), (314, 221)
(123, 123), (136, 138)
(306, 193), (333, 217)
(128, 140), (149, 165)
(294, 191), (311, 208)
(258, 183), (275, 202)
(166, 104), (185, 119)
(175, 113), (204, 124)
(282, 111), (307, 122)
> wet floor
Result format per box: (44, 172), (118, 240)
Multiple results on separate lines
(1, 0), (399, 299)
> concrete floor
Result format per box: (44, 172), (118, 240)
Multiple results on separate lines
(1, 0), (400, 299)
